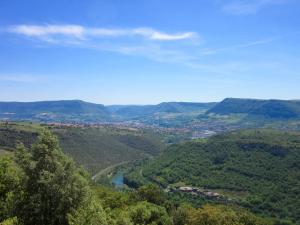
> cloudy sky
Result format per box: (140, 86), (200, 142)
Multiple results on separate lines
(0, 0), (299, 104)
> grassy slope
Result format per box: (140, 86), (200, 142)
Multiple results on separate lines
(0, 122), (165, 175)
(125, 129), (300, 223)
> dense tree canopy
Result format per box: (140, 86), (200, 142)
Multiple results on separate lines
(13, 130), (90, 225)
(0, 130), (93, 225)
(125, 130), (300, 223)
(0, 129), (289, 225)
(0, 157), (22, 221)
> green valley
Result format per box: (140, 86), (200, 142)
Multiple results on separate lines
(124, 129), (300, 224)
(1, 99), (300, 224)
(0, 122), (165, 175)
(2, 1), (299, 223)
(0, 130), (280, 225)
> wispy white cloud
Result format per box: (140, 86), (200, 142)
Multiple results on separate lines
(6, 24), (200, 67)
(8, 24), (198, 41)
(131, 28), (197, 41)
(221, 0), (288, 15)
(9, 25), (85, 38)
(5, 24), (291, 75)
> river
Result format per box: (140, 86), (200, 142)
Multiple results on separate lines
(111, 173), (124, 188)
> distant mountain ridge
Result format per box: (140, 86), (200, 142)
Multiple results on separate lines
(1, 98), (300, 123)
(107, 102), (216, 119)
(0, 100), (110, 122)
(0, 100), (107, 114)
(0, 100), (216, 123)
(207, 98), (300, 119)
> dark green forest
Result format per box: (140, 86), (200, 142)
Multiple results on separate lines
(0, 122), (165, 174)
(0, 123), (300, 224)
(0, 130), (279, 225)
(125, 130), (300, 224)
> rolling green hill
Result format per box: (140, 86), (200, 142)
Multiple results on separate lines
(0, 122), (165, 174)
(53, 126), (165, 174)
(207, 98), (300, 119)
(0, 130), (274, 225)
(0, 100), (111, 122)
(124, 129), (300, 223)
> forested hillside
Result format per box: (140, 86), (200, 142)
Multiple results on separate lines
(53, 126), (165, 174)
(0, 100), (111, 122)
(0, 130), (279, 225)
(0, 122), (165, 174)
(207, 98), (300, 119)
(125, 129), (300, 224)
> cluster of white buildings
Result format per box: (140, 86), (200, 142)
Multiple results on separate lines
(177, 186), (221, 198)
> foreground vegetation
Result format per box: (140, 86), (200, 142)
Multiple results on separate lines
(0, 130), (276, 225)
(125, 130), (300, 224)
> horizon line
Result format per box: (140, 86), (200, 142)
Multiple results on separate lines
(0, 97), (300, 106)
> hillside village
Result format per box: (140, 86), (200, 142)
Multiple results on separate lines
(166, 186), (224, 200)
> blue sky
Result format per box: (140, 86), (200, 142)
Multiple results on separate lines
(0, 0), (299, 104)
